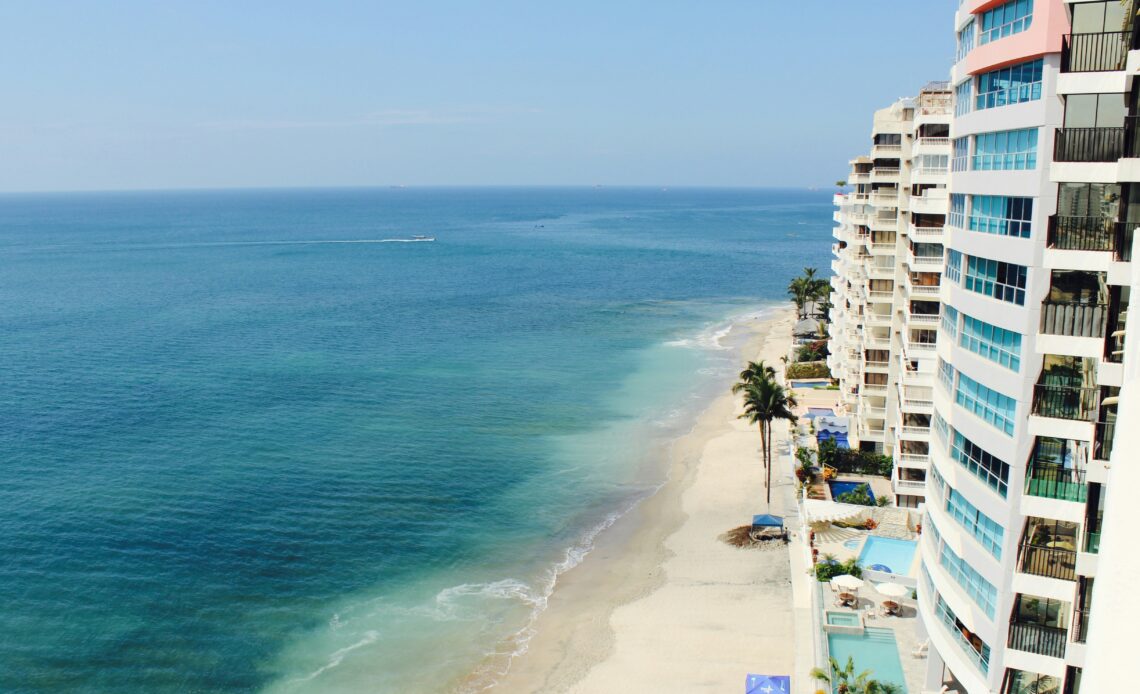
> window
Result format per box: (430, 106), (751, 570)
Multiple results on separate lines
(957, 19), (976, 62)
(945, 249), (962, 284)
(972, 128), (1038, 170)
(980, 0), (1033, 45)
(939, 538), (999, 616)
(946, 488), (1005, 560)
(1005, 670), (1062, 694)
(1056, 182), (1120, 218)
(951, 429), (1011, 497)
(942, 304), (960, 340)
(964, 255), (1027, 305)
(955, 371), (1018, 435)
(968, 195), (1032, 238)
(938, 357), (956, 392)
(956, 79), (973, 117)
(1070, 0), (1128, 33)
(960, 314), (1022, 371)
(1064, 93), (1127, 128)
(915, 154), (948, 174)
(976, 59), (1043, 110)
(949, 193), (966, 228)
(952, 137), (970, 172)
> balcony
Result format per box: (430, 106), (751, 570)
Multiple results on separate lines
(1094, 420), (1115, 461)
(908, 312), (940, 325)
(1024, 462), (1088, 503)
(1031, 385), (1099, 422)
(1019, 543), (1077, 581)
(1073, 607), (1091, 644)
(872, 167), (900, 181)
(1039, 301), (1108, 338)
(1053, 127), (1125, 163)
(849, 172), (871, 183)
(897, 452), (929, 467)
(1061, 31), (1129, 73)
(915, 137), (950, 149)
(1083, 530), (1100, 554)
(909, 224), (945, 241)
(1046, 215), (1120, 254)
(1007, 621), (1068, 660)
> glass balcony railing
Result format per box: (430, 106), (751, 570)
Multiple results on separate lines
(1054, 127), (1126, 162)
(1061, 31), (1130, 73)
(1024, 462), (1088, 503)
(1019, 543), (1077, 581)
(1032, 385), (1099, 422)
(1083, 530), (1101, 554)
(1007, 620), (1068, 659)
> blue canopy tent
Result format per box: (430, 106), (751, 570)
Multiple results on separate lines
(751, 514), (784, 529)
(745, 674), (791, 693)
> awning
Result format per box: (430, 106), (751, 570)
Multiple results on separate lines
(745, 674), (790, 693)
(751, 514), (784, 528)
(803, 498), (869, 523)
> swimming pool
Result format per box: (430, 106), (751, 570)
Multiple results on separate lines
(828, 480), (875, 503)
(857, 536), (917, 576)
(791, 381), (831, 390)
(827, 627), (907, 693)
(825, 611), (861, 627)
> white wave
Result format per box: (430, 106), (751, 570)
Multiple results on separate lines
(289, 630), (380, 684)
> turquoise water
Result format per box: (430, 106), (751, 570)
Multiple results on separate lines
(826, 628), (907, 693)
(0, 187), (831, 692)
(858, 537), (918, 576)
(829, 481), (875, 503)
(825, 611), (861, 627)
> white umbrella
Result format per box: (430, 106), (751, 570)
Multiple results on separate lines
(875, 582), (909, 599)
(831, 574), (864, 590)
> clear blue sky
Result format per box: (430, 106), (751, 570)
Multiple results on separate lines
(1, 1), (955, 192)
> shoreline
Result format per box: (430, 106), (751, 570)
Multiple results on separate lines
(481, 306), (798, 693)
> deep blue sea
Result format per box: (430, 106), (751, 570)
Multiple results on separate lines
(0, 187), (831, 693)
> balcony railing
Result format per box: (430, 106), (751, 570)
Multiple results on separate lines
(1019, 543), (1077, 581)
(1032, 384), (1099, 422)
(1007, 621), (1068, 659)
(1094, 420), (1116, 461)
(1054, 127), (1126, 163)
(1083, 530), (1101, 554)
(1061, 31), (1130, 73)
(1073, 607), (1091, 643)
(1039, 301), (1108, 338)
(1024, 462), (1088, 503)
(1046, 215), (1119, 253)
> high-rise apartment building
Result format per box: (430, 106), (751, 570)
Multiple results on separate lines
(828, 84), (952, 510)
(829, 2), (1139, 692)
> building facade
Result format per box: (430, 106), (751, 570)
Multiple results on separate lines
(830, 2), (1139, 692)
(828, 84), (952, 510)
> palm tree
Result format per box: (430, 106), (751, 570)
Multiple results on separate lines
(732, 360), (776, 391)
(810, 656), (901, 694)
(739, 378), (798, 505)
(787, 276), (811, 319)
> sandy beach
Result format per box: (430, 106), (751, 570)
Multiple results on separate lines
(488, 307), (800, 693)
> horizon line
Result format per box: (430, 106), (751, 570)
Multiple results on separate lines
(0, 183), (838, 197)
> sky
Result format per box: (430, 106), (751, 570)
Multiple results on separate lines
(0, 1), (955, 192)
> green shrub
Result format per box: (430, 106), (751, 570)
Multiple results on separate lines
(818, 439), (893, 478)
(835, 483), (875, 506)
(812, 556), (862, 582)
(786, 361), (831, 379)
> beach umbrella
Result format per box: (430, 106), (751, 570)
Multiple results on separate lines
(831, 574), (864, 590)
(875, 581), (909, 599)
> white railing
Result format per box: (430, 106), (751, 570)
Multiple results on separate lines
(873, 167), (901, 177)
(901, 425), (931, 436)
(895, 478), (928, 490)
(898, 453), (930, 466)
(915, 137), (951, 147)
(912, 167), (949, 176)
(911, 284), (941, 295)
(908, 313), (941, 324)
(910, 225), (945, 237)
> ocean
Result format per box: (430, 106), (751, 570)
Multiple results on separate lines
(0, 187), (832, 692)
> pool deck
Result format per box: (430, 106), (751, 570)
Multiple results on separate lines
(820, 583), (928, 693)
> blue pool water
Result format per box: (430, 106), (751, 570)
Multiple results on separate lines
(0, 188), (833, 692)
(829, 481), (875, 502)
(790, 380), (829, 389)
(827, 627), (907, 693)
(825, 611), (861, 627)
(858, 537), (918, 576)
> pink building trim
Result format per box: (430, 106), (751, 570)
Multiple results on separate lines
(962, 0), (1069, 75)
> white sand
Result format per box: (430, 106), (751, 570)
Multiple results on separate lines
(486, 309), (799, 693)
